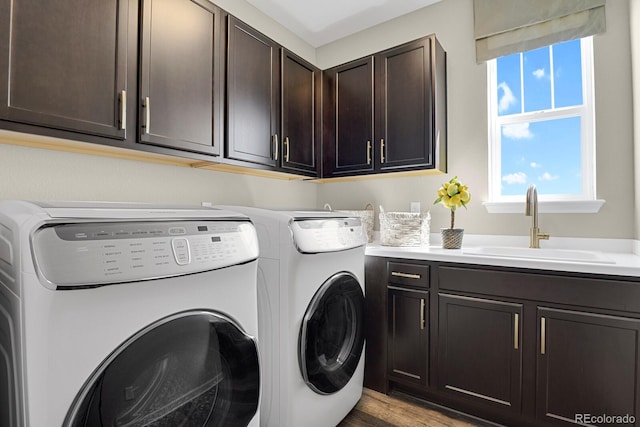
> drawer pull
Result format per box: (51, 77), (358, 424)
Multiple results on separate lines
(541, 317), (546, 355)
(391, 271), (421, 280)
(420, 298), (426, 330)
(367, 141), (371, 165)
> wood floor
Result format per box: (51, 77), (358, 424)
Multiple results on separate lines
(337, 388), (496, 427)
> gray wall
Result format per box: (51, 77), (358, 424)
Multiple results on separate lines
(0, 0), (319, 210)
(0, 0), (636, 240)
(317, 0), (635, 239)
(632, 0), (640, 240)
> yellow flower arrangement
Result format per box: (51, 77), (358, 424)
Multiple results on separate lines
(433, 176), (471, 229)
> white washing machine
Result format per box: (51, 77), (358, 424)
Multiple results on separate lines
(218, 206), (367, 427)
(0, 200), (262, 427)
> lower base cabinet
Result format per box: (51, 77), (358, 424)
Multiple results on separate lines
(388, 286), (428, 388)
(365, 256), (640, 427)
(537, 307), (640, 426)
(438, 294), (523, 414)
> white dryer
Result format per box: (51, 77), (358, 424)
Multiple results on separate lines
(0, 200), (262, 427)
(218, 206), (367, 427)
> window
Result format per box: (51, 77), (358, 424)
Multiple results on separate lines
(485, 37), (603, 213)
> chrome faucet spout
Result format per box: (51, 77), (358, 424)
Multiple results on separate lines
(525, 184), (549, 248)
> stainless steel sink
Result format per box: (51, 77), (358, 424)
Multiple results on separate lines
(462, 246), (616, 264)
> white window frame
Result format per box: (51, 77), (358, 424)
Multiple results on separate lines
(484, 37), (604, 214)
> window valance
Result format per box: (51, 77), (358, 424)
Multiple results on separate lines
(474, 0), (606, 63)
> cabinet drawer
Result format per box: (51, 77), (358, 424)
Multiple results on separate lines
(387, 262), (429, 288)
(439, 265), (640, 314)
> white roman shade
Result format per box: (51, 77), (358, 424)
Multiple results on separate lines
(474, 0), (606, 63)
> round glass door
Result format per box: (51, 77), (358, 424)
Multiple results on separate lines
(298, 272), (365, 395)
(65, 311), (260, 427)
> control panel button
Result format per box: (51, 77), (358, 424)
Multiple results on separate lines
(171, 238), (191, 265)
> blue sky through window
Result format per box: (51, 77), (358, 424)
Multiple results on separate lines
(495, 39), (584, 196)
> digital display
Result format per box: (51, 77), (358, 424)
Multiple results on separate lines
(211, 236), (221, 243)
(198, 226), (208, 232)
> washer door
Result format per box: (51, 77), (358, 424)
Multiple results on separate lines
(65, 311), (259, 427)
(298, 272), (365, 395)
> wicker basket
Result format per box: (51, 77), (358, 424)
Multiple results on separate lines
(379, 206), (430, 247)
(336, 204), (375, 243)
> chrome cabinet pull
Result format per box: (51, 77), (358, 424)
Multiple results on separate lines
(143, 96), (150, 134)
(391, 271), (421, 280)
(119, 90), (126, 131)
(541, 317), (546, 355)
(273, 134), (279, 161)
(285, 137), (290, 162)
(514, 313), (519, 350)
(420, 299), (426, 330)
(367, 141), (372, 165)
(380, 138), (385, 163)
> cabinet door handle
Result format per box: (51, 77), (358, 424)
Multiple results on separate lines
(143, 96), (150, 134)
(273, 134), (279, 161)
(284, 137), (290, 162)
(514, 313), (519, 350)
(367, 141), (372, 165)
(391, 271), (421, 280)
(540, 317), (546, 355)
(119, 90), (126, 131)
(420, 298), (426, 330)
(380, 138), (385, 163)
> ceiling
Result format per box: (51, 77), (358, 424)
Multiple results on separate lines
(245, 0), (443, 47)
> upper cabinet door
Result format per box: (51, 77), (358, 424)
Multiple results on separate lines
(139, 0), (220, 155)
(322, 57), (375, 177)
(0, 0), (134, 140)
(226, 17), (280, 168)
(280, 49), (320, 176)
(375, 36), (446, 172)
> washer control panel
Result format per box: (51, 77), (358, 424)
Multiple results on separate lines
(32, 220), (258, 287)
(290, 217), (367, 253)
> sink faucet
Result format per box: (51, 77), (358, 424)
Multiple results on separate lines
(525, 184), (550, 248)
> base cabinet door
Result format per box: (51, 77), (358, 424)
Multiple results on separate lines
(537, 308), (640, 426)
(387, 286), (429, 388)
(438, 294), (523, 413)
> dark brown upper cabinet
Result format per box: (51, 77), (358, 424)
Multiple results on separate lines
(376, 36), (446, 173)
(138, 0), (222, 155)
(226, 16), (280, 168)
(280, 49), (320, 176)
(323, 35), (446, 178)
(0, 0), (138, 142)
(322, 57), (375, 177)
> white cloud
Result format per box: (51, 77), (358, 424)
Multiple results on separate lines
(502, 172), (527, 184)
(539, 172), (559, 181)
(502, 123), (533, 139)
(497, 82), (517, 113)
(530, 162), (541, 168)
(533, 68), (545, 79)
